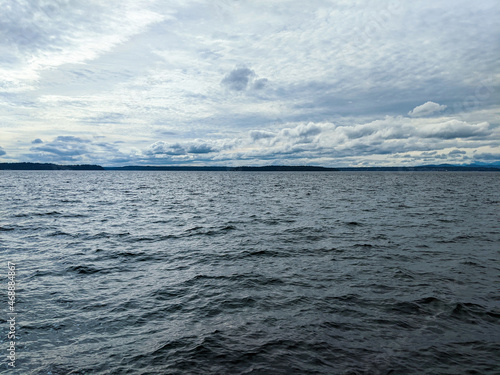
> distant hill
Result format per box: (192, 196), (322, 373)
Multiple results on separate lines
(229, 166), (339, 171)
(105, 165), (340, 171)
(0, 162), (104, 170)
(1, 162), (499, 171)
(336, 165), (500, 171)
(0, 163), (338, 171)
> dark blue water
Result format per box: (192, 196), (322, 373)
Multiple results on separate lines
(1, 171), (499, 374)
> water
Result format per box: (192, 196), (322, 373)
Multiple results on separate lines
(1, 171), (499, 374)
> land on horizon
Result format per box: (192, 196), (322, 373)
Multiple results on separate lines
(1, 162), (499, 172)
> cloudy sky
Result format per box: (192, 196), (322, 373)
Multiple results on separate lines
(0, 0), (499, 166)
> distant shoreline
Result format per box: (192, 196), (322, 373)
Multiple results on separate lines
(0, 162), (499, 171)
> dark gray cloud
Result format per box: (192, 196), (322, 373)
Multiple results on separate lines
(448, 149), (466, 156)
(250, 130), (275, 141)
(146, 142), (186, 156)
(220, 67), (270, 93)
(186, 143), (214, 154)
(221, 67), (256, 91)
(253, 78), (268, 90)
(473, 152), (500, 162)
(27, 135), (129, 164)
(28, 136), (90, 159)
(28, 135), (90, 158)
(146, 141), (217, 156)
(30, 144), (88, 157)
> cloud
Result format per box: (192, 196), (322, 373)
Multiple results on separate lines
(27, 135), (128, 163)
(408, 101), (447, 117)
(417, 120), (490, 139)
(221, 67), (256, 91)
(448, 149), (466, 156)
(0, 146), (6, 156)
(472, 152), (500, 162)
(221, 67), (269, 92)
(250, 130), (275, 141)
(1, 1), (499, 166)
(30, 140), (89, 158)
(54, 136), (90, 143)
(0, 0), (166, 93)
(253, 78), (268, 90)
(137, 115), (496, 166)
(146, 142), (186, 156)
(27, 135), (95, 160)
(12, 105), (500, 167)
(145, 140), (217, 156)
(186, 143), (215, 154)
(31, 138), (43, 144)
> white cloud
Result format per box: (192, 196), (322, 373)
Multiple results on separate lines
(1, 0), (499, 166)
(408, 102), (447, 117)
(129, 115), (496, 166)
(0, 0), (167, 92)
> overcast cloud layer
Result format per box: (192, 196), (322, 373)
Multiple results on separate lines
(1, 0), (499, 166)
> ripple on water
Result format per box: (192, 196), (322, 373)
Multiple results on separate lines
(1, 171), (499, 374)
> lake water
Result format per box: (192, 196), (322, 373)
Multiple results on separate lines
(1, 171), (499, 374)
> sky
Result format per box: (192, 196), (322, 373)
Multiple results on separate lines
(0, 0), (499, 167)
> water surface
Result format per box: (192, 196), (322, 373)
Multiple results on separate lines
(1, 171), (499, 374)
